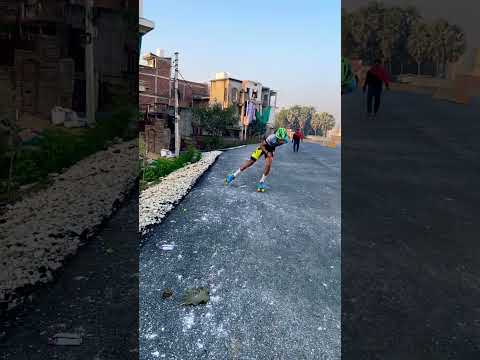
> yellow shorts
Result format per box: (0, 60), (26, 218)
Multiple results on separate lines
(250, 148), (273, 161)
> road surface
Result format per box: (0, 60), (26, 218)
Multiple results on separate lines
(1, 193), (139, 360)
(342, 90), (480, 358)
(140, 142), (341, 359)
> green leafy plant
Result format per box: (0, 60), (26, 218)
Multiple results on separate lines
(0, 106), (137, 192)
(192, 104), (238, 137)
(141, 146), (201, 183)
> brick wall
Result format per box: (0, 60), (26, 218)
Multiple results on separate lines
(145, 119), (171, 156)
(139, 54), (208, 112)
(139, 61), (171, 112)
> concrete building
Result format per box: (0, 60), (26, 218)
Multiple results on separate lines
(139, 0), (154, 45)
(0, 0), (138, 120)
(209, 72), (278, 139)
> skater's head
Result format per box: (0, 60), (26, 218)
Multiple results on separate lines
(275, 127), (289, 144)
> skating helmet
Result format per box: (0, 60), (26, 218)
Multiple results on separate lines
(275, 128), (289, 142)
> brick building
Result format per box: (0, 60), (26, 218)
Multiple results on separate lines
(139, 51), (209, 112)
(139, 50), (209, 154)
(0, 0), (138, 120)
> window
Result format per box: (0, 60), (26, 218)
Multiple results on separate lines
(231, 88), (238, 103)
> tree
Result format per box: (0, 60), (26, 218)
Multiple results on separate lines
(407, 22), (432, 75)
(311, 113), (322, 136)
(379, 6), (404, 72)
(444, 24), (466, 74)
(279, 105), (315, 132)
(345, 2), (466, 79)
(275, 108), (289, 129)
(352, 1), (386, 63)
(317, 112), (336, 137)
(342, 8), (356, 56)
(192, 104), (238, 137)
(430, 19), (451, 77)
(397, 6), (421, 73)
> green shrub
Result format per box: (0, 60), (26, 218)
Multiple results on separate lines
(203, 136), (224, 150)
(1, 106), (137, 189)
(142, 146), (201, 183)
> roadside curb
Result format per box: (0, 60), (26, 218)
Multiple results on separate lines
(139, 151), (222, 237)
(216, 145), (247, 151)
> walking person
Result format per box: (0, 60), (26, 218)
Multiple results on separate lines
(292, 128), (304, 152)
(363, 59), (390, 119)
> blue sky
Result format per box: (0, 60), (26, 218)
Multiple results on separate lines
(141, 0), (341, 123)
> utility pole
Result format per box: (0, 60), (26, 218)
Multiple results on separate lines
(174, 52), (180, 157)
(85, 0), (96, 126)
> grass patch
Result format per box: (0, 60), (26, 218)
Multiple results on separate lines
(0, 105), (137, 195)
(140, 146), (201, 190)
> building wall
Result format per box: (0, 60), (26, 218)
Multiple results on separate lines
(139, 59), (171, 112)
(144, 119), (171, 158)
(0, 1), (138, 117)
(209, 79), (227, 107)
(209, 77), (276, 139)
(139, 54), (208, 113)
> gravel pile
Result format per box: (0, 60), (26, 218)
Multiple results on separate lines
(140, 151), (221, 235)
(0, 140), (138, 311)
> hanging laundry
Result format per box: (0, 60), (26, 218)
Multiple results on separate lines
(246, 101), (256, 124)
(261, 107), (271, 125)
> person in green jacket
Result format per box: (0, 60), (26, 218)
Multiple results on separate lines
(342, 57), (356, 95)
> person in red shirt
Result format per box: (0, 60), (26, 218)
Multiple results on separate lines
(363, 59), (390, 119)
(292, 128), (304, 152)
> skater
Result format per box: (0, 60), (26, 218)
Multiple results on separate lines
(225, 128), (289, 192)
(292, 128), (304, 152)
(341, 57), (356, 95)
(363, 59), (390, 119)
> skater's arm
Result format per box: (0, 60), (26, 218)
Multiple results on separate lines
(259, 141), (273, 158)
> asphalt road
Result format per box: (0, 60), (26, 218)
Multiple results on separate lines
(0, 192), (139, 360)
(140, 142), (341, 360)
(342, 90), (480, 359)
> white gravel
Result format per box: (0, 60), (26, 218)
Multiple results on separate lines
(139, 151), (221, 235)
(0, 140), (138, 311)
(0, 145), (220, 312)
